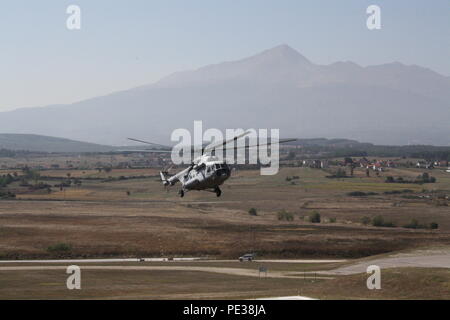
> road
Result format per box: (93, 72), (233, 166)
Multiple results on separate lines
(0, 258), (345, 264)
(317, 248), (450, 275)
(2, 248), (446, 278)
(0, 265), (333, 279)
(0, 257), (203, 264)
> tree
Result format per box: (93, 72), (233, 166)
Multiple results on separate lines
(429, 222), (439, 230)
(310, 211), (321, 223)
(31, 171), (40, 186)
(372, 215), (385, 227)
(286, 151), (296, 160)
(277, 209), (294, 221)
(372, 215), (396, 227)
(335, 168), (347, 178)
(248, 208), (257, 216)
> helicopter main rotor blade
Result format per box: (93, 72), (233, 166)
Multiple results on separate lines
(127, 138), (171, 149)
(223, 138), (297, 150)
(126, 135), (296, 153)
(115, 149), (171, 153)
(202, 130), (252, 154)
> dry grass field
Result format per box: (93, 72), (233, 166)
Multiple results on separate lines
(0, 162), (449, 260)
(0, 264), (448, 299)
(0, 155), (449, 299)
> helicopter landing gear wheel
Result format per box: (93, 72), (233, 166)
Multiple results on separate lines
(178, 189), (185, 198)
(214, 187), (222, 197)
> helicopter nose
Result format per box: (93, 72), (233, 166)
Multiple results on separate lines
(216, 169), (229, 177)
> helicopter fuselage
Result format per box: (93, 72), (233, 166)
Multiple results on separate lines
(163, 155), (231, 196)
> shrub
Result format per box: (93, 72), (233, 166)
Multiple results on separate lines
(47, 243), (72, 253)
(372, 215), (384, 227)
(335, 168), (347, 178)
(384, 190), (402, 195)
(403, 220), (440, 230)
(248, 208), (258, 216)
(0, 174), (15, 187)
(329, 217), (336, 223)
(403, 219), (421, 229)
(347, 191), (378, 197)
(433, 200), (448, 207)
(0, 191), (16, 199)
(361, 216), (371, 225)
(401, 195), (422, 199)
(429, 222), (439, 230)
(309, 211), (321, 223)
(372, 215), (396, 228)
(277, 209), (294, 221)
(386, 174), (436, 184)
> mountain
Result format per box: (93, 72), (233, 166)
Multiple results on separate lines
(0, 45), (449, 146)
(0, 134), (116, 153)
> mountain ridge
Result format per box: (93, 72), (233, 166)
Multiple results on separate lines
(0, 45), (449, 146)
(0, 133), (116, 153)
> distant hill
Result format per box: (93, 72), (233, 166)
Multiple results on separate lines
(0, 134), (116, 153)
(287, 138), (373, 148)
(1, 134), (448, 160)
(0, 45), (448, 146)
(287, 138), (450, 159)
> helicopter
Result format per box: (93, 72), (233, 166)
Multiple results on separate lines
(127, 132), (296, 197)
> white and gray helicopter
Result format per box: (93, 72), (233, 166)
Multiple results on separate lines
(127, 132), (295, 197)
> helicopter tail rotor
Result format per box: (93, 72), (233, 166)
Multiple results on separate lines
(160, 171), (170, 186)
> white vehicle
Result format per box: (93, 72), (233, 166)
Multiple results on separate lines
(239, 253), (255, 262)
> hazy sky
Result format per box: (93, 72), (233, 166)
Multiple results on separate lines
(1, 0), (449, 111)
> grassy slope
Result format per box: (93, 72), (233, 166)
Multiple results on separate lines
(0, 267), (447, 299)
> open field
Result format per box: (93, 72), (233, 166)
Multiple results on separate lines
(1, 164), (449, 260)
(0, 261), (448, 299)
(1, 155), (449, 299)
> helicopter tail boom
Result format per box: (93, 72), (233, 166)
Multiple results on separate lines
(160, 171), (170, 186)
